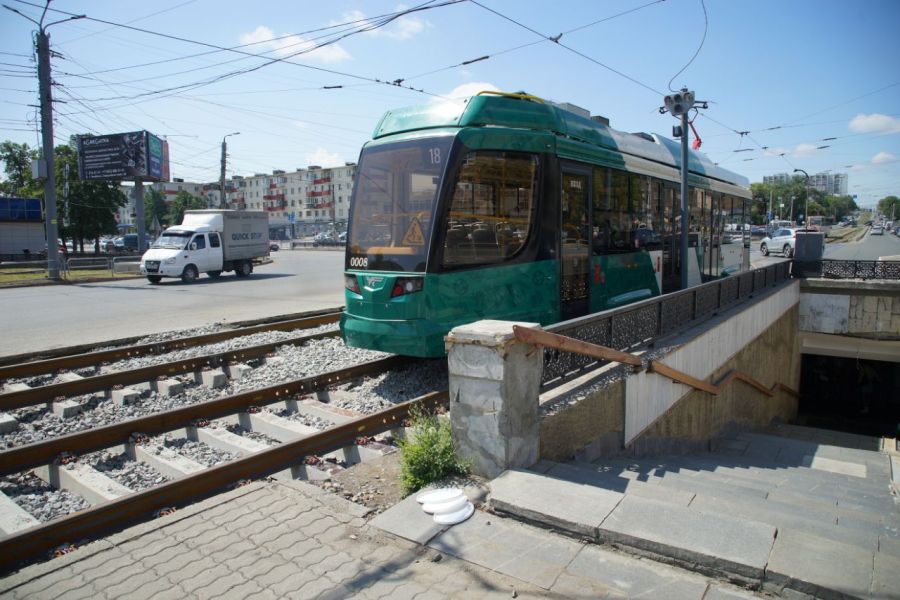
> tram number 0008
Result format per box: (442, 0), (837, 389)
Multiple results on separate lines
(349, 256), (368, 268)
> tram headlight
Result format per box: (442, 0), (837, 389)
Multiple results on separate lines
(344, 274), (361, 295)
(390, 277), (423, 298)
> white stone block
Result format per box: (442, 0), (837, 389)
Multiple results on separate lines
(152, 379), (183, 396)
(111, 388), (141, 406)
(0, 413), (18, 434)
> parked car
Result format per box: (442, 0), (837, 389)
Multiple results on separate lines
(760, 228), (800, 257)
(312, 232), (340, 246)
(750, 225), (767, 236)
(269, 240), (280, 251)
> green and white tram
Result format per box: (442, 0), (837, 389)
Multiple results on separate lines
(341, 91), (751, 357)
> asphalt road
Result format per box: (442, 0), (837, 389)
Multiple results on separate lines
(3, 231), (896, 359)
(0, 249), (346, 359)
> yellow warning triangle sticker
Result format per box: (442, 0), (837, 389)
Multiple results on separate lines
(403, 216), (425, 246)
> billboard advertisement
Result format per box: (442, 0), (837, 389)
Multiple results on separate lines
(77, 131), (170, 182)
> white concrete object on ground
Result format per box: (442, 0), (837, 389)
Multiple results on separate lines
(152, 378), (183, 396)
(111, 387), (141, 406)
(0, 492), (40, 535)
(35, 463), (132, 506)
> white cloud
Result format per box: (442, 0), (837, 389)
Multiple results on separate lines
(341, 8), (429, 40)
(306, 148), (343, 168)
(848, 113), (900, 135)
(871, 151), (898, 165)
(293, 121), (308, 129)
(792, 143), (818, 157)
(239, 26), (351, 64)
(444, 82), (501, 100)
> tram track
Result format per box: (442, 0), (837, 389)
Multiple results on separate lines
(0, 350), (448, 572)
(0, 310), (342, 380)
(0, 312), (450, 572)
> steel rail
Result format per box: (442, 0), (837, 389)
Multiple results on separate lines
(0, 355), (412, 477)
(0, 329), (341, 411)
(0, 311), (342, 381)
(0, 389), (448, 574)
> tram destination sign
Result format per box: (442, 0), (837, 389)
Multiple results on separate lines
(76, 130), (169, 182)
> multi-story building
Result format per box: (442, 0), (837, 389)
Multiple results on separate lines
(225, 163), (356, 238)
(763, 172), (848, 196)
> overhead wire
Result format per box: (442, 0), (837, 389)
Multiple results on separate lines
(467, 0), (664, 97)
(404, 0), (666, 81)
(13, 0), (460, 100)
(666, 0), (707, 92)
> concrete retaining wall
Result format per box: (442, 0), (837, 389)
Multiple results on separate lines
(539, 283), (800, 461)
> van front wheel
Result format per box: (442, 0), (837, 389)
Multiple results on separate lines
(181, 265), (199, 283)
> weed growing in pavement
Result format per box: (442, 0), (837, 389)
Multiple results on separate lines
(398, 405), (469, 495)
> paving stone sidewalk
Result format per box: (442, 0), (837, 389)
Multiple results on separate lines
(0, 480), (763, 599)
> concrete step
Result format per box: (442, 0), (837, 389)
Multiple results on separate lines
(490, 469), (776, 586)
(549, 459), (892, 552)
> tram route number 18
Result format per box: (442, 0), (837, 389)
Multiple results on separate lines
(428, 148), (441, 165)
(350, 256), (368, 268)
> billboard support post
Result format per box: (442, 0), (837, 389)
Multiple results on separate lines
(134, 180), (146, 253)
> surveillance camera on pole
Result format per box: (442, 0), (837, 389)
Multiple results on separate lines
(659, 88), (699, 291)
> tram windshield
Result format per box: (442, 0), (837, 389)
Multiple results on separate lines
(347, 137), (452, 272)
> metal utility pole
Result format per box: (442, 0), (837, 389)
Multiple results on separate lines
(661, 88), (707, 291)
(220, 132), (239, 209)
(37, 29), (60, 279)
(5, 4), (84, 279)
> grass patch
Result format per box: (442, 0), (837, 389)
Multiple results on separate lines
(0, 268), (139, 285)
(398, 405), (470, 495)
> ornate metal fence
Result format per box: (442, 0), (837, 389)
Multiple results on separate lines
(540, 262), (792, 386)
(791, 260), (900, 280)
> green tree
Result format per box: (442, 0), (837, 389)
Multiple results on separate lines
(144, 187), (169, 232)
(55, 145), (126, 252)
(0, 141), (41, 197)
(169, 190), (207, 225)
(877, 195), (899, 219)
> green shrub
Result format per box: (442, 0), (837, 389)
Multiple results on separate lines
(399, 406), (469, 495)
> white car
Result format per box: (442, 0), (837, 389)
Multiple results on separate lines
(871, 225), (884, 236)
(760, 227), (800, 257)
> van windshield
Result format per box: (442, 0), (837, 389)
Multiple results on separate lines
(153, 231), (193, 249)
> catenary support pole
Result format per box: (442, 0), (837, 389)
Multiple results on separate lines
(680, 109), (689, 291)
(37, 30), (60, 280)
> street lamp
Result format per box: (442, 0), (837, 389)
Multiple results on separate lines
(220, 132), (240, 209)
(794, 169), (810, 229)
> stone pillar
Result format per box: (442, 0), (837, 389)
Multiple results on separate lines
(446, 320), (542, 478)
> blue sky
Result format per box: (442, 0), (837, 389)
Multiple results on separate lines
(2, 0), (898, 207)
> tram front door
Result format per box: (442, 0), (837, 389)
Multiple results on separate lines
(560, 169), (590, 321)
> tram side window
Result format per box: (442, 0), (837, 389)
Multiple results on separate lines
(441, 152), (538, 268)
(591, 168), (656, 254)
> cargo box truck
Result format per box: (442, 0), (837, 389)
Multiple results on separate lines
(140, 210), (269, 283)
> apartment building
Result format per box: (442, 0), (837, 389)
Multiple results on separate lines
(225, 163), (356, 238)
(763, 171), (848, 196)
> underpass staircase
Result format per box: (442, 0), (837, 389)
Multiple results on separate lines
(489, 424), (900, 599)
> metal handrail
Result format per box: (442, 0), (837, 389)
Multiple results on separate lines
(541, 262), (791, 385)
(791, 259), (900, 280)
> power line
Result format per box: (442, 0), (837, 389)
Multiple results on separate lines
(12, 0), (459, 100)
(468, 0), (664, 97)
(666, 0), (707, 92)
